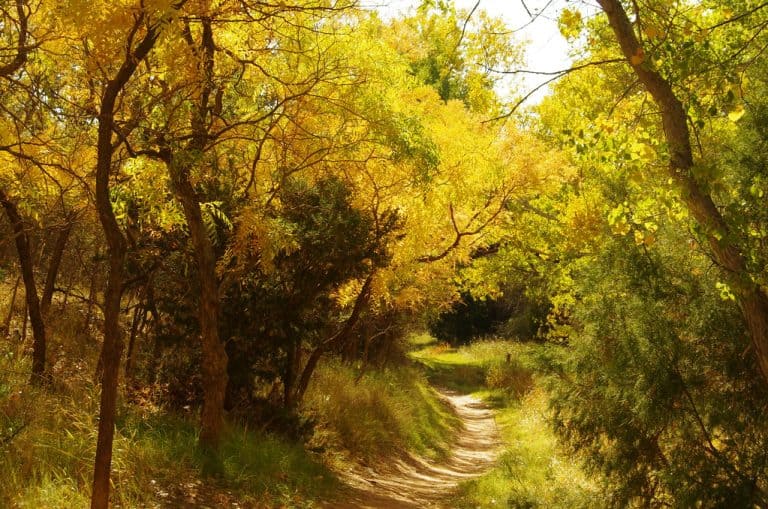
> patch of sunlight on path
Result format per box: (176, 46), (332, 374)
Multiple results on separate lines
(324, 389), (502, 508)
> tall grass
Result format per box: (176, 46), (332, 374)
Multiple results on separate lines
(303, 359), (459, 463)
(0, 284), (337, 508)
(1, 311), (458, 508)
(1, 374), (338, 508)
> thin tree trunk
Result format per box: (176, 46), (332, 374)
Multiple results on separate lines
(21, 300), (27, 341)
(598, 0), (768, 384)
(293, 274), (374, 404)
(62, 273), (74, 311)
(3, 275), (21, 335)
(41, 218), (73, 316)
(162, 16), (228, 450)
(124, 305), (145, 383)
(83, 267), (98, 333)
(145, 289), (161, 387)
(0, 189), (47, 384)
(90, 14), (162, 509)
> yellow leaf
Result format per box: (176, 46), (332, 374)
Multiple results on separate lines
(728, 105), (746, 122)
(558, 8), (583, 40)
(643, 26), (661, 39)
(630, 48), (645, 66)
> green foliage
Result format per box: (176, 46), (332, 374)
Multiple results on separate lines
(201, 201), (233, 248)
(430, 286), (549, 344)
(380, 111), (441, 180)
(541, 233), (768, 506)
(387, 1), (519, 112)
(222, 176), (401, 410)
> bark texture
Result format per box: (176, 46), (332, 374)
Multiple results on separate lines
(169, 171), (229, 449)
(164, 16), (228, 450)
(598, 0), (768, 383)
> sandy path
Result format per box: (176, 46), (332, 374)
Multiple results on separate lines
(324, 389), (502, 508)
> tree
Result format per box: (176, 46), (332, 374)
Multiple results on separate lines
(0, 0), (49, 384)
(512, 1), (768, 503)
(80, 4), (171, 506)
(596, 0), (768, 387)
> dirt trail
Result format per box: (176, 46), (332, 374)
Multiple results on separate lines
(325, 389), (502, 508)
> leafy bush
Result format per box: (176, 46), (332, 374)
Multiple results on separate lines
(542, 235), (768, 506)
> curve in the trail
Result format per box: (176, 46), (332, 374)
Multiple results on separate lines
(325, 389), (502, 509)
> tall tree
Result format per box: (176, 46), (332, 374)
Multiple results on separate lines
(0, 190), (47, 383)
(87, 6), (169, 507)
(162, 15), (228, 450)
(0, 0), (49, 384)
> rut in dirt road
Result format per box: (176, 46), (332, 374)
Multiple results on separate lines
(326, 389), (502, 508)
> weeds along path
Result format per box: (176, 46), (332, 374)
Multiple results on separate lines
(325, 389), (502, 508)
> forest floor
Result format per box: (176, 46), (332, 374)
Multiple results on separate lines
(323, 389), (502, 508)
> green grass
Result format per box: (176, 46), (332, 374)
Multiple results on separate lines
(1, 332), (459, 508)
(453, 387), (598, 508)
(0, 291), (338, 508)
(0, 380), (338, 508)
(303, 359), (460, 463)
(409, 334), (598, 508)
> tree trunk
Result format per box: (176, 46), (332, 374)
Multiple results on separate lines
(83, 266), (98, 333)
(124, 304), (145, 383)
(146, 289), (161, 387)
(598, 0), (768, 384)
(293, 274), (374, 404)
(3, 275), (21, 336)
(90, 16), (161, 509)
(170, 173), (228, 450)
(0, 189), (47, 384)
(162, 16), (228, 451)
(41, 218), (74, 315)
(21, 300), (27, 341)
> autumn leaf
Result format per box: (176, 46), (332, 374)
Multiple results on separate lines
(558, 8), (583, 40)
(643, 26), (661, 40)
(630, 47), (645, 66)
(728, 105), (746, 122)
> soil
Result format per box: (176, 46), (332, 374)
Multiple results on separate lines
(324, 389), (502, 508)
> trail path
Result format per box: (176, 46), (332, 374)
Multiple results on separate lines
(325, 389), (502, 508)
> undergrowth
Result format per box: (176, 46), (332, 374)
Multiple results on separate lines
(303, 359), (459, 464)
(1, 289), (460, 508)
(0, 289), (337, 508)
(0, 368), (337, 508)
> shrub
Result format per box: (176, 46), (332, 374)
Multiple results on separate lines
(485, 360), (533, 397)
